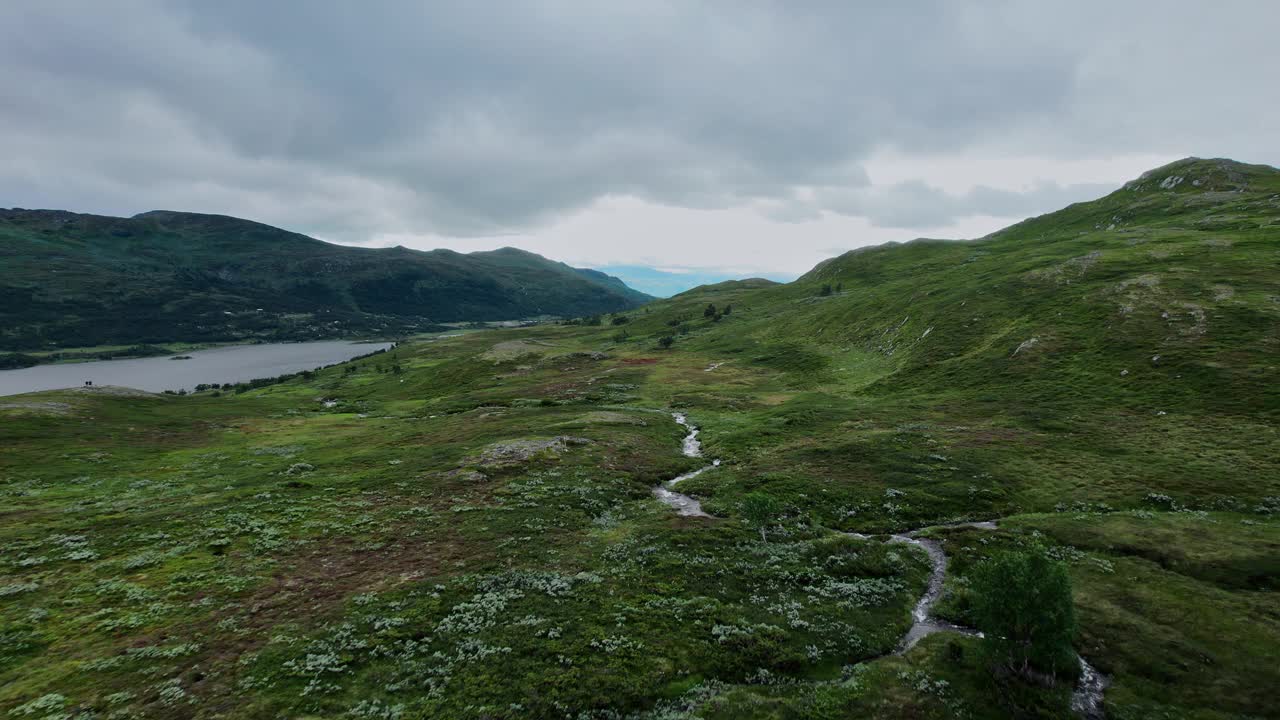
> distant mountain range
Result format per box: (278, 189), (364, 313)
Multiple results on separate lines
(583, 265), (799, 297)
(0, 209), (652, 350)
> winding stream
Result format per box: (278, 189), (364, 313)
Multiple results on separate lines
(887, 533), (982, 652)
(868, 522), (1108, 716)
(895, 523), (1108, 716)
(1072, 656), (1111, 720)
(652, 411), (1110, 717)
(652, 413), (720, 517)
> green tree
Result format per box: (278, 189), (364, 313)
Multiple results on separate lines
(722, 304), (732, 316)
(971, 549), (1078, 683)
(657, 335), (674, 349)
(741, 492), (782, 542)
(819, 283), (832, 296)
(704, 303), (717, 318)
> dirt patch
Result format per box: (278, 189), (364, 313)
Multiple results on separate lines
(620, 358), (660, 365)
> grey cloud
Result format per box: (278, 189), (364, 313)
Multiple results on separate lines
(1, 2), (1277, 241)
(815, 180), (1117, 228)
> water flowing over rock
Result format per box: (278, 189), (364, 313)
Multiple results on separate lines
(652, 413), (719, 517)
(888, 534), (982, 653)
(1071, 656), (1111, 719)
(851, 520), (1109, 718)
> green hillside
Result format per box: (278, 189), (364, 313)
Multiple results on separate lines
(1, 158), (1277, 719)
(0, 209), (652, 351)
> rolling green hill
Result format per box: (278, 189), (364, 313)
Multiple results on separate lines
(1, 158), (1277, 719)
(0, 208), (652, 350)
(628, 157), (1280, 422)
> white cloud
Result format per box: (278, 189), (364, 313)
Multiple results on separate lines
(363, 196), (1021, 276)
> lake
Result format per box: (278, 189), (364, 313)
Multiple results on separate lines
(0, 341), (394, 397)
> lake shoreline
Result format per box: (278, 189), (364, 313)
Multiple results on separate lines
(0, 340), (396, 397)
(0, 337), (403, 370)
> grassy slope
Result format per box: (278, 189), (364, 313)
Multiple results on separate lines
(0, 337), (935, 719)
(1, 158), (1278, 718)
(0, 209), (652, 350)
(630, 158), (1280, 527)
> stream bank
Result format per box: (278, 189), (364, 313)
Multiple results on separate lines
(652, 411), (1110, 717)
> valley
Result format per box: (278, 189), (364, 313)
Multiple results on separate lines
(2, 158), (1278, 719)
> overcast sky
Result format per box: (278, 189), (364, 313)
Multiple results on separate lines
(4, 2), (1278, 293)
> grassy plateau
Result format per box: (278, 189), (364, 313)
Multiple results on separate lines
(1, 158), (1278, 719)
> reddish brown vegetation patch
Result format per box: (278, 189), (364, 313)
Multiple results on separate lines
(172, 529), (478, 715)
